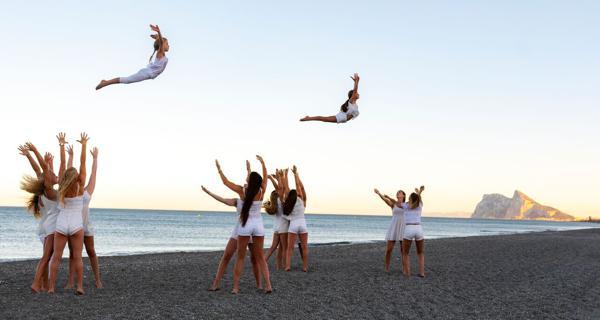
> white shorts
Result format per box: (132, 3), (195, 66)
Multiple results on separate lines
(55, 209), (83, 236)
(236, 218), (265, 237)
(120, 69), (153, 84)
(275, 217), (289, 234)
(403, 225), (424, 241)
(288, 219), (308, 234)
(230, 223), (254, 243)
(43, 213), (58, 237)
(335, 112), (348, 123)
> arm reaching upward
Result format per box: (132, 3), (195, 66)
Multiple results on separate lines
(215, 160), (244, 198)
(349, 73), (360, 103)
(201, 186), (237, 207)
(292, 166), (307, 203)
(86, 147), (99, 195)
(374, 188), (395, 208)
(149, 24), (165, 57)
(256, 155), (268, 197)
(66, 145), (74, 169)
(56, 132), (67, 182)
(77, 133), (89, 194)
(18, 145), (42, 178)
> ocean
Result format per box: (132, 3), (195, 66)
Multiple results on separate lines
(1, 206), (597, 262)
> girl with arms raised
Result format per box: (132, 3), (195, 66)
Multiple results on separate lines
(300, 73), (360, 124)
(374, 188), (406, 273)
(402, 186), (426, 278)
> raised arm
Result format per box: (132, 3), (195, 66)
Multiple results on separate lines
(415, 186), (425, 204)
(256, 155), (268, 196)
(349, 73), (360, 103)
(374, 188), (395, 208)
(86, 147), (98, 195)
(215, 160), (244, 198)
(201, 186), (237, 207)
(77, 133), (89, 194)
(292, 166), (307, 203)
(66, 145), (74, 169)
(56, 132), (67, 181)
(280, 168), (290, 199)
(246, 160), (251, 183)
(149, 24), (165, 56)
(18, 145), (42, 178)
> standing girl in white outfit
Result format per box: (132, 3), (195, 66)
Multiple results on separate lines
(231, 155), (272, 294)
(263, 189), (287, 270)
(203, 160), (261, 292)
(282, 166), (309, 272)
(65, 146), (103, 289)
(18, 143), (58, 292)
(374, 188), (406, 273)
(95, 24), (169, 90)
(300, 73), (360, 123)
(401, 186), (426, 278)
(47, 133), (89, 295)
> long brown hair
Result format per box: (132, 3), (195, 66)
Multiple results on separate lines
(283, 189), (298, 216)
(263, 191), (279, 215)
(241, 172), (262, 227)
(20, 175), (45, 219)
(340, 90), (354, 112)
(149, 36), (167, 62)
(408, 193), (422, 210)
(58, 167), (79, 204)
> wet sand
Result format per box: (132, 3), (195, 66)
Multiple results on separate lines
(1, 228), (599, 319)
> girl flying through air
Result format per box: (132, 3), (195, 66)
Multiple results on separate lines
(300, 73), (360, 124)
(95, 24), (169, 90)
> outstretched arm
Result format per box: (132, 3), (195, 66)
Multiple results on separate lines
(86, 147), (99, 195)
(256, 155), (268, 196)
(415, 186), (425, 205)
(374, 188), (395, 208)
(66, 145), (74, 169)
(56, 132), (67, 181)
(292, 166), (307, 203)
(149, 24), (165, 56)
(280, 168), (291, 199)
(77, 133), (89, 194)
(349, 73), (360, 103)
(201, 186), (237, 207)
(215, 160), (244, 198)
(18, 145), (42, 178)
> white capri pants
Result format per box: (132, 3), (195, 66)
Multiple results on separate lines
(120, 69), (153, 84)
(403, 225), (424, 241)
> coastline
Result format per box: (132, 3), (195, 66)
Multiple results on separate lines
(1, 229), (599, 319)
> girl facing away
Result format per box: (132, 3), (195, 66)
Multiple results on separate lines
(95, 24), (169, 90)
(402, 186), (426, 278)
(374, 188), (406, 273)
(300, 73), (360, 124)
(280, 166), (309, 272)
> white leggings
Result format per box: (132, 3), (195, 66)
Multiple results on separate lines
(120, 69), (152, 84)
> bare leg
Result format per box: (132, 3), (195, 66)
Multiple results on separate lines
(277, 233), (288, 271)
(401, 239), (412, 277)
(31, 235), (54, 293)
(265, 232), (280, 269)
(65, 240), (74, 289)
(248, 243), (262, 289)
(415, 240), (425, 277)
(69, 230), (85, 295)
(95, 78), (120, 90)
(48, 232), (69, 294)
(300, 115), (338, 123)
(232, 236), (250, 294)
(209, 238), (237, 291)
(384, 240), (395, 273)
(251, 236), (272, 293)
(84, 236), (103, 288)
(298, 233), (309, 272)
(285, 233), (298, 271)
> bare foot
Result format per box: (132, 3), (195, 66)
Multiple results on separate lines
(418, 274), (425, 278)
(95, 281), (103, 289)
(302, 267), (308, 272)
(265, 287), (273, 294)
(300, 116), (309, 122)
(76, 288), (85, 295)
(64, 283), (74, 290)
(285, 268), (291, 272)
(95, 80), (106, 90)
(47, 289), (55, 294)
(231, 288), (239, 295)
(30, 285), (41, 293)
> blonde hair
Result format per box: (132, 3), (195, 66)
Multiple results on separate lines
(59, 167), (79, 204)
(408, 193), (422, 210)
(263, 191), (279, 215)
(20, 175), (45, 219)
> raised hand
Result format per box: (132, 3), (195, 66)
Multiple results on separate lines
(256, 155), (264, 163)
(215, 160), (222, 172)
(77, 132), (90, 144)
(18, 145), (29, 156)
(420, 186), (425, 193)
(56, 132), (67, 146)
(66, 145), (74, 156)
(201, 185), (210, 194)
(291, 165), (298, 175)
(350, 73), (360, 82)
(44, 152), (54, 163)
(246, 160), (251, 171)
(150, 24), (160, 32)
(374, 188), (381, 195)
(90, 147), (99, 158)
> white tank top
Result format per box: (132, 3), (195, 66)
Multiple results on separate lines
(392, 204), (404, 217)
(276, 199), (284, 218)
(59, 195), (85, 213)
(147, 57), (168, 78)
(236, 199), (263, 219)
(346, 101), (359, 119)
(290, 198), (306, 220)
(403, 203), (422, 224)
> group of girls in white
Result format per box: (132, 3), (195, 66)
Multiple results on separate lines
(201, 157), (310, 294)
(375, 186), (426, 277)
(19, 132), (102, 295)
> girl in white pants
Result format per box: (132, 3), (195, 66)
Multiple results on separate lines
(96, 24), (169, 90)
(402, 186), (426, 278)
(300, 73), (360, 123)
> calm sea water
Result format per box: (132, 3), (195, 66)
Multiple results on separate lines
(1, 206), (597, 262)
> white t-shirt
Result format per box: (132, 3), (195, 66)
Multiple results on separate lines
(147, 57), (168, 79)
(403, 203), (422, 224)
(346, 101), (360, 119)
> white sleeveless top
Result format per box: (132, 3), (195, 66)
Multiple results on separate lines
(346, 101), (359, 119)
(147, 56), (168, 78)
(236, 199), (263, 219)
(59, 195), (85, 212)
(38, 195), (57, 237)
(82, 191), (92, 227)
(287, 198), (306, 221)
(392, 204), (404, 217)
(403, 203), (423, 224)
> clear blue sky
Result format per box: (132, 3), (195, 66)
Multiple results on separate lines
(1, 1), (599, 217)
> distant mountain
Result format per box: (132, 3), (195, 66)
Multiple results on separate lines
(472, 190), (574, 221)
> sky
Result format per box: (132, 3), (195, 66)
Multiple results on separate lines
(1, 1), (599, 218)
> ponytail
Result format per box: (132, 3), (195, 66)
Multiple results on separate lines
(283, 190), (297, 216)
(149, 49), (157, 63)
(340, 90), (354, 112)
(241, 172), (263, 227)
